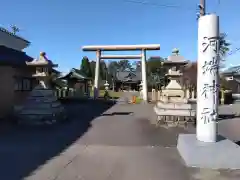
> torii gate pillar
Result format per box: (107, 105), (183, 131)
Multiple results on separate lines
(94, 50), (101, 98)
(82, 44), (161, 102)
(141, 49), (148, 102)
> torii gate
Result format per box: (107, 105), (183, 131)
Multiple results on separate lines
(82, 44), (160, 102)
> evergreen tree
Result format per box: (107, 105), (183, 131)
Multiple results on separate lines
(80, 56), (92, 78)
(90, 61), (96, 78)
(10, 25), (20, 35)
(108, 61), (119, 79)
(219, 33), (230, 67)
(118, 60), (132, 71)
(100, 61), (107, 80)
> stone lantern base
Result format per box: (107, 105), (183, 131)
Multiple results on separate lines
(15, 84), (67, 126)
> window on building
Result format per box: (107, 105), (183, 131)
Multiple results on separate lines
(22, 79), (31, 90)
(14, 78), (33, 91)
(14, 78), (22, 91)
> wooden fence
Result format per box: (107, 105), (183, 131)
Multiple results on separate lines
(54, 88), (89, 99)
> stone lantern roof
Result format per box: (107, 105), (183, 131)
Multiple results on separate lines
(26, 52), (58, 67)
(164, 48), (188, 65)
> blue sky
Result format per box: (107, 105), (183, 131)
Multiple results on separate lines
(1, 0), (239, 72)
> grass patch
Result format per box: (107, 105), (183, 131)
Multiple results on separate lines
(135, 96), (142, 104)
(90, 90), (122, 99)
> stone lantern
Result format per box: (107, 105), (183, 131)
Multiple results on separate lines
(15, 52), (67, 125)
(104, 81), (109, 90)
(161, 48), (188, 102)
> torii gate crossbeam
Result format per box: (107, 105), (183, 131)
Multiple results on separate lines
(82, 44), (161, 102)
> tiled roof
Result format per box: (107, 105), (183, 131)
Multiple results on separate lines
(72, 68), (89, 79)
(52, 79), (67, 88)
(0, 45), (33, 66)
(222, 65), (240, 75)
(52, 68), (61, 75)
(0, 27), (30, 44)
(116, 70), (141, 82)
(57, 68), (90, 80)
(148, 56), (163, 60)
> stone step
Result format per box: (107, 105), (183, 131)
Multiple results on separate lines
(154, 106), (196, 117)
(15, 88), (66, 125)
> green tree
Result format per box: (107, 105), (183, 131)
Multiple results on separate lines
(80, 56), (92, 78)
(146, 57), (166, 88)
(118, 60), (132, 71)
(147, 56), (165, 74)
(90, 61), (96, 78)
(136, 61), (141, 71)
(10, 25), (19, 35)
(89, 60), (109, 82)
(219, 33), (231, 61)
(100, 61), (107, 80)
(108, 61), (119, 79)
(49, 69), (62, 88)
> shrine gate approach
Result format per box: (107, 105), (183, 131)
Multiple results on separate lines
(82, 44), (161, 102)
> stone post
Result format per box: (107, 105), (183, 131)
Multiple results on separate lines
(220, 88), (225, 105)
(157, 90), (161, 101)
(141, 49), (148, 102)
(139, 81), (143, 99)
(185, 88), (190, 99)
(151, 89), (156, 101)
(191, 88), (195, 99)
(197, 14), (220, 143)
(94, 50), (101, 99)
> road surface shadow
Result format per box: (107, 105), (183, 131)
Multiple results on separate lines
(218, 114), (240, 121)
(101, 112), (133, 116)
(235, 141), (240, 146)
(0, 99), (115, 180)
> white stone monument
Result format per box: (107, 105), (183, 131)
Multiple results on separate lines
(177, 14), (240, 170)
(196, 15), (219, 143)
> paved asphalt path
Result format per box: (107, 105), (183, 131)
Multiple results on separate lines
(0, 95), (240, 179)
